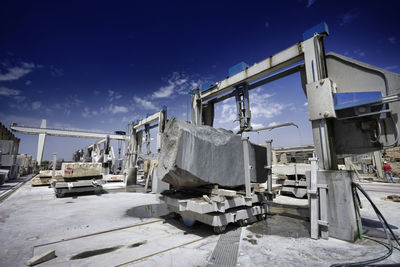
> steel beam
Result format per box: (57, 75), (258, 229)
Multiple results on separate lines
(200, 43), (304, 101)
(11, 124), (128, 141)
(133, 112), (162, 130)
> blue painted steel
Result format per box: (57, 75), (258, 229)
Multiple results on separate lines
(333, 92), (382, 110)
(303, 22), (329, 40)
(201, 81), (214, 91)
(228, 62), (249, 77)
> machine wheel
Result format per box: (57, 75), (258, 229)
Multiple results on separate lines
(213, 225), (226, 234)
(256, 214), (266, 221)
(179, 216), (196, 227)
(237, 220), (247, 227)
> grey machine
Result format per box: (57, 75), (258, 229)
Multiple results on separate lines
(123, 107), (168, 192)
(164, 22), (400, 240)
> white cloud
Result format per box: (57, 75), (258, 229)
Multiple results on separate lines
(14, 96), (26, 102)
(50, 66), (64, 77)
(152, 72), (203, 98)
(388, 36), (397, 44)
(152, 84), (175, 98)
(81, 107), (103, 118)
(249, 90), (285, 120)
(122, 115), (140, 124)
(25, 80), (32, 85)
(53, 94), (83, 115)
(385, 65), (399, 71)
(304, 102), (308, 106)
(82, 107), (90, 118)
(353, 49), (365, 57)
(265, 21), (270, 28)
(32, 101), (41, 110)
(217, 100), (237, 124)
(0, 62), (36, 81)
(215, 88), (289, 128)
(0, 113), (42, 127)
(306, 0), (316, 8)
(109, 104), (128, 114)
(108, 90), (122, 101)
(0, 86), (21, 96)
(339, 10), (360, 26)
(134, 96), (158, 111)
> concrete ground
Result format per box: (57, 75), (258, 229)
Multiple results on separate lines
(0, 179), (399, 267)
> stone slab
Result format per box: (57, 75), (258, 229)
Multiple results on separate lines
(39, 170), (62, 178)
(26, 249), (56, 266)
(61, 162), (102, 178)
(157, 117), (267, 188)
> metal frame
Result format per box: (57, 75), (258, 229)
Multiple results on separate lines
(11, 119), (128, 166)
(123, 108), (167, 186)
(189, 28), (334, 239)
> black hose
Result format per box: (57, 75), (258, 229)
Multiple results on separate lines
(330, 183), (400, 267)
(354, 183), (400, 248)
(364, 236), (400, 253)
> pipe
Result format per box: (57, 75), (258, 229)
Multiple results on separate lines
(244, 122), (298, 133)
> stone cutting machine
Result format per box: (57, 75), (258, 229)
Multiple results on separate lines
(123, 107), (168, 192)
(162, 22), (400, 239)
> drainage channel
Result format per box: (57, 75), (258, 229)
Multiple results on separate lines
(0, 174), (35, 203)
(207, 226), (242, 267)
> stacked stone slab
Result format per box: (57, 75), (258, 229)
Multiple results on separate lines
(61, 162), (102, 178)
(157, 117), (268, 188)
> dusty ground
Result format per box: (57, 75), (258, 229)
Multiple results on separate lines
(238, 183), (400, 266)
(389, 162), (400, 177)
(0, 179), (399, 266)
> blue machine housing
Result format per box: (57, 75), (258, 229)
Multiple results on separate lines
(228, 62), (249, 77)
(333, 91), (382, 110)
(303, 21), (329, 40)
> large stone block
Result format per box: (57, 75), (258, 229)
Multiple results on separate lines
(61, 162), (102, 178)
(157, 117), (267, 188)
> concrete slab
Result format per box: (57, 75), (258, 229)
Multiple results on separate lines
(0, 179), (399, 266)
(27, 249), (56, 266)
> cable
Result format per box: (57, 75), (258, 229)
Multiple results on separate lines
(383, 116), (400, 148)
(363, 236), (400, 253)
(330, 183), (400, 267)
(354, 183), (400, 248)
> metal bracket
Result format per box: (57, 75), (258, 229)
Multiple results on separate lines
(235, 83), (251, 133)
(307, 189), (318, 195)
(317, 183), (328, 189)
(317, 220), (329, 227)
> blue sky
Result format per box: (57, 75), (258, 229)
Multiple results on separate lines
(0, 0), (399, 160)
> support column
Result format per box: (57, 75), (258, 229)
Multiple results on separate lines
(191, 91), (202, 126)
(36, 119), (47, 167)
(309, 157), (319, 239)
(153, 108), (170, 193)
(265, 140), (273, 200)
(373, 151), (384, 180)
(125, 127), (137, 186)
(52, 153), (57, 180)
(241, 137), (252, 199)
